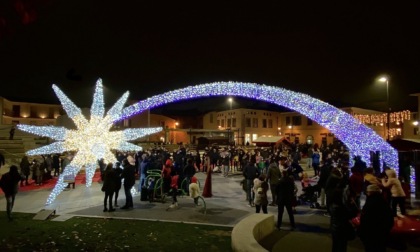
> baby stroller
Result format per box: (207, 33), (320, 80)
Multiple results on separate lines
(298, 184), (320, 208)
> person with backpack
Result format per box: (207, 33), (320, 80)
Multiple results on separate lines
(0, 165), (21, 220)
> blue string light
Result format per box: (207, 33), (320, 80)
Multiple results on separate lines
(119, 81), (399, 170)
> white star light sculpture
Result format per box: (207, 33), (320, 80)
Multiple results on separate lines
(17, 79), (162, 205)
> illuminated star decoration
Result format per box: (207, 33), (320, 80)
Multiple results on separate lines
(18, 79), (162, 205)
(119, 81), (399, 171)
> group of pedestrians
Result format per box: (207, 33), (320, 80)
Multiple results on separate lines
(101, 158), (135, 212)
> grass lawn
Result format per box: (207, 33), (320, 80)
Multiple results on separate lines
(0, 212), (232, 251)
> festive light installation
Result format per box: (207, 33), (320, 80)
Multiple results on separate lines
(119, 81), (399, 170)
(17, 79), (162, 205)
(354, 110), (411, 125)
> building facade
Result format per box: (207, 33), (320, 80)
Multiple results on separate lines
(203, 106), (419, 147)
(0, 97), (63, 126)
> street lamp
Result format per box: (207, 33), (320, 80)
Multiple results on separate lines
(288, 125), (293, 141)
(379, 76), (390, 141)
(227, 98), (233, 145)
(174, 122), (179, 144)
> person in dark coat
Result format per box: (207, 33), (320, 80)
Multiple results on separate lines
(276, 170), (296, 230)
(52, 154), (60, 177)
(243, 161), (260, 207)
(183, 158), (196, 194)
(325, 167), (343, 215)
(9, 126), (15, 140)
(19, 156), (31, 186)
(0, 152), (5, 169)
(113, 162), (123, 207)
(102, 163), (116, 212)
(358, 184), (394, 252)
(120, 159), (136, 209)
(0, 165), (21, 220)
(329, 180), (354, 252)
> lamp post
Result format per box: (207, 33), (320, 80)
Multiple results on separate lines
(288, 125), (293, 142)
(228, 97), (233, 145)
(174, 121), (179, 145)
(379, 76), (390, 141)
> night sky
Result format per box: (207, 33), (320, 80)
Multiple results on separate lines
(1, 1), (420, 114)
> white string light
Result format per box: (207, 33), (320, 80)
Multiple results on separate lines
(17, 79), (162, 205)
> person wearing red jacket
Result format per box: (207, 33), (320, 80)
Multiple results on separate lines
(349, 167), (364, 209)
(169, 172), (180, 209)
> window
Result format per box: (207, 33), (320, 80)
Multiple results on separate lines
(221, 119), (225, 127)
(306, 135), (314, 145)
(252, 134), (258, 141)
(252, 118), (258, 128)
(227, 118), (231, 127)
(294, 136), (300, 144)
(307, 118), (313, 126)
(285, 116), (291, 125)
(217, 119), (220, 127)
(245, 118), (251, 127)
(262, 119), (267, 128)
(245, 134), (251, 144)
(268, 119), (273, 128)
(210, 113), (214, 123)
(292, 116), (302, 126)
(232, 118), (236, 128)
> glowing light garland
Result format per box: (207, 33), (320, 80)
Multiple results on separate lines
(354, 110), (411, 125)
(17, 79), (162, 205)
(118, 81), (399, 170)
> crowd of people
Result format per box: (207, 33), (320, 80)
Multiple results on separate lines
(0, 140), (413, 251)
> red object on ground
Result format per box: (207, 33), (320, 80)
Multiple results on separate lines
(352, 214), (420, 237)
(202, 169), (212, 198)
(0, 171), (102, 195)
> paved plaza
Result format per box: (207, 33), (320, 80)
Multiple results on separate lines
(1, 165), (420, 251)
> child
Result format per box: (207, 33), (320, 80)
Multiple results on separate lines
(147, 177), (156, 203)
(301, 172), (316, 190)
(189, 176), (201, 206)
(169, 172), (179, 208)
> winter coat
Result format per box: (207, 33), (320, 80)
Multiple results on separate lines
(121, 164), (136, 188)
(171, 175), (179, 189)
(189, 178), (200, 199)
(0, 171), (21, 197)
(358, 194), (394, 241)
(243, 163), (260, 180)
(254, 179), (269, 205)
(102, 169), (117, 193)
(276, 176), (295, 204)
(266, 163), (281, 185)
(183, 164), (196, 178)
(20, 157), (31, 176)
(382, 169), (406, 197)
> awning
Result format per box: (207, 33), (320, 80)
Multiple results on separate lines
(253, 136), (291, 146)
